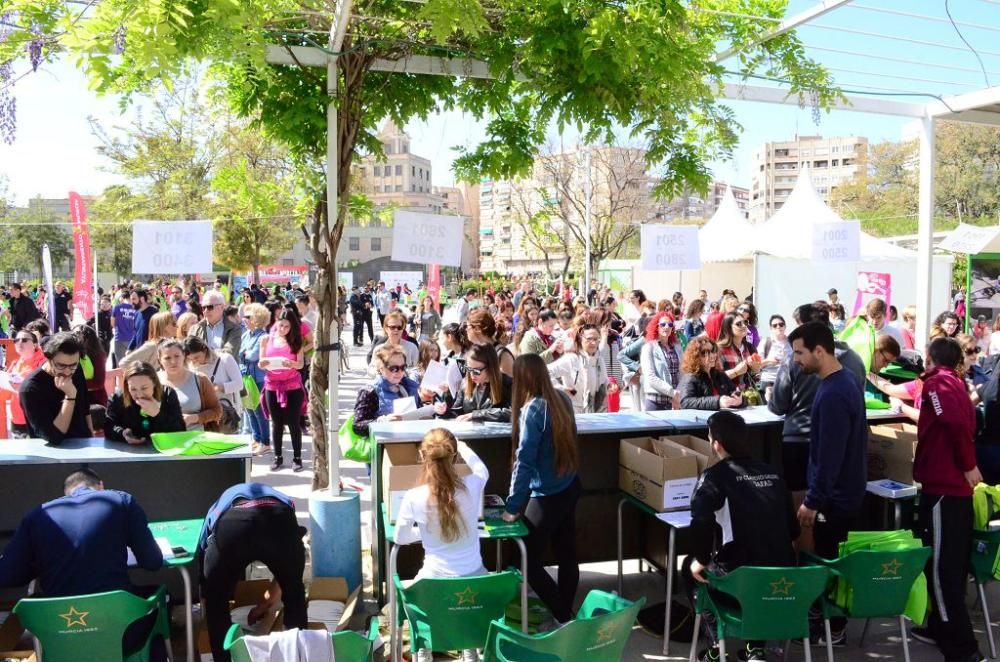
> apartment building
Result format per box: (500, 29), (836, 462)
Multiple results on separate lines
(749, 135), (867, 223)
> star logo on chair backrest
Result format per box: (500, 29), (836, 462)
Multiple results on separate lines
(769, 577), (795, 596)
(455, 586), (479, 606)
(595, 623), (616, 643)
(881, 559), (903, 576)
(60, 606), (89, 628)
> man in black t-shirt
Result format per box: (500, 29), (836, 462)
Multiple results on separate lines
(52, 281), (72, 331)
(19, 332), (92, 444)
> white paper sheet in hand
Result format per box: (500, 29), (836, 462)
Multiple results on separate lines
(0, 371), (13, 391)
(127, 537), (174, 566)
(420, 359), (450, 394)
(392, 397), (417, 415)
(397, 405), (435, 421)
(446, 361), (464, 397)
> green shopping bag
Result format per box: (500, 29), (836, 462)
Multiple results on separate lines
(839, 316), (876, 374)
(241, 375), (261, 411)
(865, 396), (891, 410)
(339, 415), (371, 463)
(151, 430), (246, 456)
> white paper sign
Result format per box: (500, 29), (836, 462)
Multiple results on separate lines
(939, 223), (1000, 255)
(0, 371), (14, 391)
(392, 397), (417, 415)
(420, 360), (450, 394)
(663, 477), (699, 509)
(811, 221), (860, 263)
(391, 211), (464, 267)
(640, 225), (701, 271)
(379, 271), (424, 293)
(132, 221), (213, 274)
(446, 360), (465, 397)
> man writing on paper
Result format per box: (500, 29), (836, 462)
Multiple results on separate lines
(685, 411), (798, 662)
(0, 469), (167, 660)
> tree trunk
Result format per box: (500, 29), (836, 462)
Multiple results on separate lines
(308, 49), (369, 491)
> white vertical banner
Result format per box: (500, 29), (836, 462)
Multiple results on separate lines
(41, 243), (56, 331)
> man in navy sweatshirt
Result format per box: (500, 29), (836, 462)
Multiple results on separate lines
(788, 321), (867, 646)
(911, 338), (984, 662)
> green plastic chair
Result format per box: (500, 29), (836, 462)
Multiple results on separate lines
(223, 617), (381, 662)
(13, 586), (171, 662)
(686, 566), (832, 662)
(971, 528), (1000, 659)
(393, 570), (522, 657)
(804, 547), (932, 662)
(481, 590), (645, 662)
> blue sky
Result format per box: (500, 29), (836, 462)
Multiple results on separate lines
(1, 0), (998, 205)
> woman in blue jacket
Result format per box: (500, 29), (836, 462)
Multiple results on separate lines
(502, 353), (581, 627)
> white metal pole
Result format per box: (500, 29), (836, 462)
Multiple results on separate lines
(584, 146), (593, 292)
(915, 116), (935, 350)
(327, 27), (342, 496)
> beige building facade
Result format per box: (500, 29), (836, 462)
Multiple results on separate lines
(749, 135), (867, 223)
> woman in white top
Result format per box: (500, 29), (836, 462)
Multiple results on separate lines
(184, 335), (244, 415)
(395, 428), (488, 662)
(547, 324), (609, 414)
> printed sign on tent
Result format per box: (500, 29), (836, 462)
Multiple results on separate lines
(811, 221), (860, 263)
(132, 221), (213, 274)
(640, 225), (701, 271)
(391, 211), (463, 267)
(853, 271), (892, 315)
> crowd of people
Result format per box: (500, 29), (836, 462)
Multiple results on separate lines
(1, 273), (997, 662)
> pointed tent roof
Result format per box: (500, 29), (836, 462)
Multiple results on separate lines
(756, 167), (914, 259)
(699, 186), (755, 262)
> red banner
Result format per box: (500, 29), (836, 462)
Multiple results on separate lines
(427, 264), (441, 312)
(853, 271), (892, 315)
(68, 191), (93, 320)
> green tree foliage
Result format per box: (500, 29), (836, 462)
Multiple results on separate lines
(831, 122), (1000, 237)
(0, 197), (72, 275)
(1, 0), (840, 489)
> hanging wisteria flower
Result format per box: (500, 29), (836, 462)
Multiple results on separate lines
(112, 25), (127, 55)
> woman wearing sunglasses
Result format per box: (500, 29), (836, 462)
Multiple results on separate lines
(0, 330), (46, 437)
(758, 315), (790, 398)
(352, 345), (424, 438)
(639, 311), (684, 411)
(717, 313), (761, 392)
(105, 361), (185, 445)
(678, 337), (743, 410)
(433, 343), (512, 422)
(735, 302), (760, 348)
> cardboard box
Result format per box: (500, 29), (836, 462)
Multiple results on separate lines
(198, 580), (281, 654)
(867, 425), (918, 484)
(382, 443), (472, 522)
(660, 435), (717, 473)
(307, 577), (360, 632)
(619, 437), (700, 511)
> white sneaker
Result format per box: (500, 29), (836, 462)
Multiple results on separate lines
(416, 649), (434, 662)
(460, 650), (480, 662)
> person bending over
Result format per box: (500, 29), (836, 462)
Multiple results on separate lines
(197, 482), (307, 662)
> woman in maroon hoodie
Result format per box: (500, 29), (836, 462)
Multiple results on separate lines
(912, 337), (984, 662)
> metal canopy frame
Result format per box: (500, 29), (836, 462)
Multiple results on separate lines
(266, 3), (1000, 473)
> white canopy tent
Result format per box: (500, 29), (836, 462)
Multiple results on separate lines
(698, 186), (756, 263)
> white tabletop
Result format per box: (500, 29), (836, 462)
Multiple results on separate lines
(0, 436), (252, 465)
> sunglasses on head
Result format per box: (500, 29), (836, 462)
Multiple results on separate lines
(385, 364), (406, 373)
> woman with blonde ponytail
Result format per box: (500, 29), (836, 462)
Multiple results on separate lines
(395, 428), (489, 662)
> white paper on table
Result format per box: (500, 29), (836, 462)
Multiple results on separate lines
(0, 371), (12, 391)
(656, 510), (694, 529)
(392, 397), (417, 415)
(446, 361), (464, 397)
(396, 404), (435, 421)
(420, 359), (450, 394)
(127, 537), (175, 566)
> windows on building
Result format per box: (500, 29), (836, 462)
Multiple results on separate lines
(348, 237), (360, 251)
(371, 238), (381, 251)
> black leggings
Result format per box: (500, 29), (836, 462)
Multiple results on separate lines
(266, 388), (304, 460)
(522, 477), (581, 623)
(200, 504), (307, 662)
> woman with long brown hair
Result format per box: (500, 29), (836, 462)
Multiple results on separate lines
(466, 307), (515, 375)
(105, 361), (185, 444)
(433, 343), (513, 422)
(396, 429), (488, 662)
(503, 353), (581, 627)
